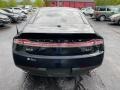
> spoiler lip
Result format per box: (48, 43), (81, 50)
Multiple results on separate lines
(14, 33), (103, 39)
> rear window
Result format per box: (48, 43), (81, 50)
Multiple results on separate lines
(0, 10), (9, 14)
(3, 9), (11, 13)
(95, 7), (106, 11)
(99, 8), (106, 11)
(107, 8), (111, 11)
(14, 8), (20, 10)
(33, 9), (87, 26)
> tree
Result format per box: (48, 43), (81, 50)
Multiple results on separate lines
(8, 0), (17, 7)
(95, 0), (120, 5)
(23, 0), (32, 5)
(34, 0), (45, 7)
(44, 0), (50, 6)
(0, 0), (8, 8)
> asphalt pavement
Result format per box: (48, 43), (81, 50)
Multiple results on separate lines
(0, 15), (120, 90)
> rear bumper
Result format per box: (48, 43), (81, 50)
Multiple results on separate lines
(13, 51), (104, 76)
(17, 65), (99, 77)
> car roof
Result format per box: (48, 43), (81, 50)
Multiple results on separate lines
(22, 7), (95, 34)
(96, 6), (120, 8)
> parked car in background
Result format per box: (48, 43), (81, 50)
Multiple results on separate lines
(81, 7), (94, 17)
(13, 7), (104, 77)
(8, 7), (28, 14)
(24, 5), (33, 12)
(3, 9), (27, 20)
(0, 10), (21, 22)
(32, 7), (38, 12)
(109, 13), (120, 25)
(94, 6), (120, 21)
(0, 14), (10, 26)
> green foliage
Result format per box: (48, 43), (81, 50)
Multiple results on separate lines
(95, 0), (120, 5)
(21, 0), (32, 5)
(8, 0), (17, 7)
(0, 0), (8, 8)
(0, 0), (17, 8)
(34, 0), (45, 7)
(44, 0), (50, 6)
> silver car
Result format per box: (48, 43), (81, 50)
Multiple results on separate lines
(109, 13), (120, 25)
(0, 14), (10, 26)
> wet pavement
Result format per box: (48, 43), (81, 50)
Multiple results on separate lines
(0, 14), (120, 90)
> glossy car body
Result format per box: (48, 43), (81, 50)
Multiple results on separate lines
(0, 14), (10, 26)
(109, 13), (120, 25)
(94, 6), (120, 21)
(13, 7), (104, 77)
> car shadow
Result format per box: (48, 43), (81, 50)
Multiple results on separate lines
(19, 71), (106, 90)
(0, 25), (11, 30)
(20, 73), (62, 90)
(108, 23), (120, 26)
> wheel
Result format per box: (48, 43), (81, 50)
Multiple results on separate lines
(99, 16), (106, 21)
(22, 11), (26, 14)
(90, 14), (93, 17)
(9, 18), (13, 23)
(0, 23), (3, 26)
(96, 18), (100, 21)
(118, 20), (120, 25)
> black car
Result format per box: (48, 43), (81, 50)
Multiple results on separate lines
(13, 7), (104, 77)
(0, 13), (10, 26)
(0, 9), (21, 22)
(3, 9), (27, 20)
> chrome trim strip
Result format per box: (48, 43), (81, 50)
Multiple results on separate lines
(14, 51), (104, 59)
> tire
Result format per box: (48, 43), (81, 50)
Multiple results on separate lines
(0, 23), (3, 26)
(22, 11), (26, 14)
(99, 15), (106, 21)
(9, 18), (13, 23)
(118, 20), (120, 25)
(96, 18), (100, 21)
(89, 14), (93, 17)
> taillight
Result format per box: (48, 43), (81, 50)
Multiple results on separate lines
(14, 39), (103, 48)
(94, 39), (104, 45)
(14, 39), (29, 45)
(95, 12), (100, 16)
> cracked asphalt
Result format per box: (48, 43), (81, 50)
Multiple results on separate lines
(0, 14), (120, 90)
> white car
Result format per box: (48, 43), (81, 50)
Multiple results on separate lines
(81, 7), (94, 17)
(8, 7), (28, 14)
